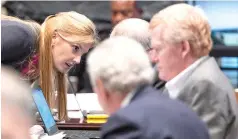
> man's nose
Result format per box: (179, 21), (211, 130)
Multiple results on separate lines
(154, 55), (159, 63)
(115, 13), (125, 24)
(149, 50), (158, 63)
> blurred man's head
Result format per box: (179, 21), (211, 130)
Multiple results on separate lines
(1, 66), (34, 139)
(150, 3), (212, 81)
(87, 37), (154, 115)
(110, 18), (156, 63)
(111, 0), (142, 27)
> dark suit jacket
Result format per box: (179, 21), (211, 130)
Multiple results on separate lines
(100, 85), (209, 139)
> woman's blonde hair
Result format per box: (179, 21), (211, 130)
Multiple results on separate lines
(40, 11), (97, 120)
(150, 4), (212, 58)
(1, 15), (41, 80)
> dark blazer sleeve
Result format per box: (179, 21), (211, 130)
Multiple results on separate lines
(101, 114), (143, 139)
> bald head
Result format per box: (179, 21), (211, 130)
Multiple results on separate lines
(110, 18), (150, 50)
(111, 0), (142, 26)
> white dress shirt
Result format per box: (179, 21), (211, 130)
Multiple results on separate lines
(121, 90), (137, 108)
(165, 56), (208, 99)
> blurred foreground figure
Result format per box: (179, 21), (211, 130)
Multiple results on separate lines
(1, 66), (34, 139)
(87, 37), (209, 139)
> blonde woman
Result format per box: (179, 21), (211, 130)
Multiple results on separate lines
(2, 12), (97, 121)
(32, 11), (98, 121)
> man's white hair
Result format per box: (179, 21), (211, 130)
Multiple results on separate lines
(110, 18), (151, 51)
(150, 3), (212, 58)
(87, 36), (155, 94)
(1, 66), (34, 120)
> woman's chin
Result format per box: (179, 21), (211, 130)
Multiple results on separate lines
(55, 66), (68, 74)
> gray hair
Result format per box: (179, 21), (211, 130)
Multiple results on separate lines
(1, 66), (34, 120)
(87, 36), (155, 94)
(110, 18), (151, 51)
(150, 3), (212, 58)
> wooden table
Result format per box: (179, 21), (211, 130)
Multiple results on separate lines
(57, 119), (101, 130)
(38, 118), (101, 139)
(39, 118), (102, 130)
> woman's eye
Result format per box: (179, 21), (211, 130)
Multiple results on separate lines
(72, 45), (81, 53)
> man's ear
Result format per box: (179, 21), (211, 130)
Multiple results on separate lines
(96, 78), (110, 100)
(181, 41), (191, 58)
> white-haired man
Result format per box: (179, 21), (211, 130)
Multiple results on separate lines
(87, 36), (209, 139)
(1, 66), (34, 139)
(110, 18), (165, 89)
(150, 3), (238, 139)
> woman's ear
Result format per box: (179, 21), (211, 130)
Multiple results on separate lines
(51, 31), (57, 47)
(52, 30), (57, 38)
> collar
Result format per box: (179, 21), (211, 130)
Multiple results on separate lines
(165, 56), (208, 98)
(120, 89), (137, 108)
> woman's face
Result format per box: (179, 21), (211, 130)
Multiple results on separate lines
(52, 32), (93, 73)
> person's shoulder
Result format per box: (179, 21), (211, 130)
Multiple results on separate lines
(192, 57), (223, 80)
(115, 87), (195, 123)
(184, 57), (232, 90)
(2, 20), (30, 31)
(101, 111), (143, 139)
(2, 20), (35, 41)
(189, 67), (233, 94)
(103, 92), (209, 139)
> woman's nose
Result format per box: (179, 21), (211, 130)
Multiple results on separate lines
(73, 56), (81, 64)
